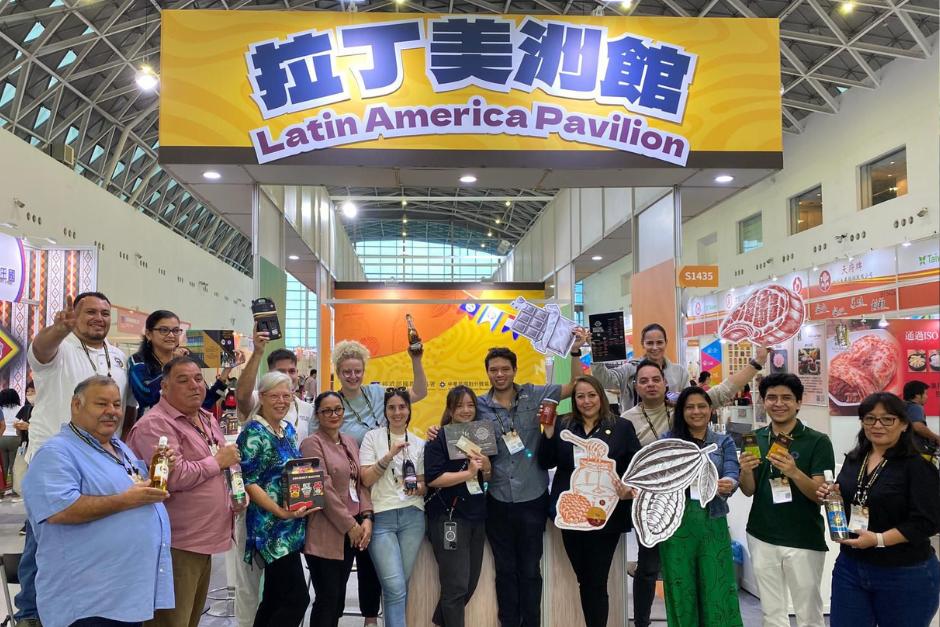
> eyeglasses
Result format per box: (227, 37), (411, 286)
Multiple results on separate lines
(861, 415), (898, 427)
(385, 386), (407, 394)
(340, 369), (364, 378)
(263, 393), (294, 401)
(317, 407), (345, 417)
(153, 327), (184, 337)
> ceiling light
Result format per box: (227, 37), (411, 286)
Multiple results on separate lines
(288, 254), (299, 261)
(878, 314), (889, 328)
(487, 230), (493, 236)
(460, 174), (477, 184)
(341, 200), (357, 218)
(135, 65), (159, 91)
(847, 256), (854, 261)
(402, 230), (407, 237)
(591, 255), (603, 261)
(402, 215), (408, 224)
(812, 266), (819, 271)
(714, 174), (734, 183)
(772, 275), (778, 281)
(620, 0), (632, 9)
(839, 1), (854, 14)
(480, 243), (485, 248)
(44, 237), (57, 245)
(902, 240), (912, 247)
(202, 170), (221, 180)
(504, 200), (511, 207)
(889, 161), (895, 165)
(401, 199), (407, 206)
(495, 218), (501, 224)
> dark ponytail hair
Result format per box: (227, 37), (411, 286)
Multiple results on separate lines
(138, 310), (180, 370)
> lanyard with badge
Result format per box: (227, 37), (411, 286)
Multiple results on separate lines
(79, 339), (112, 378)
(491, 393), (525, 455)
(639, 405), (670, 441)
(762, 428), (795, 504)
(849, 453), (886, 533)
(386, 427), (413, 495)
(69, 423), (142, 480)
(336, 435), (361, 506)
(188, 414), (219, 455)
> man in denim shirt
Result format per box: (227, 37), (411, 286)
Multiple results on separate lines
(476, 347), (575, 627)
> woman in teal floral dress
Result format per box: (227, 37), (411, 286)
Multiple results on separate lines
(237, 372), (314, 626)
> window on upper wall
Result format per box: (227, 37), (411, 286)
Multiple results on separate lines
(861, 147), (907, 209)
(737, 213), (763, 253)
(789, 185), (823, 234)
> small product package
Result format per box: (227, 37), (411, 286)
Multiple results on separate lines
(281, 457), (325, 512)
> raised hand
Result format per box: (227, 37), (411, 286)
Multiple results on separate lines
(54, 296), (78, 333)
(252, 330), (270, 356)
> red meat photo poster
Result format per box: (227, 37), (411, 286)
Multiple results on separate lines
(827, 319), (940, 417)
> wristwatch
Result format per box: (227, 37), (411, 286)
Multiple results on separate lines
(875, 532), (886, 548)
(570, 349), (582, 357)
(749, 358), (764, 371)
(358, 512), (374, 522)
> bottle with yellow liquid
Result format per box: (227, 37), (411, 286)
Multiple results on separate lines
(149, 436), (170, 491)
(405, 313), (421, 346)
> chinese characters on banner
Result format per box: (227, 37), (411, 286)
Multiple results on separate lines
(246, 16), (697, 164)
(0, 233), (26, 304)
(827, 319), (940, 417)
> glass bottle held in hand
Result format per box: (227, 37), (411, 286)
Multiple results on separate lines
(823, 469), (851, 541)
(405, 313), (421, 346)
(149, 436), (170, 491)
(227, 464), (247, 506)
(402, 458), (418, 492)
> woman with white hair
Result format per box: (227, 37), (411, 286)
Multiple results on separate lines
(316, 338), (427, 627)
(236, 371), (314, 627)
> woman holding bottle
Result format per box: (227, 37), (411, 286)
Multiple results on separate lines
(538, 375), (640, 627)
(817, 392), (940, 627)
(359, 388), (427, 627)
(302, 391), (374, 627)
(236, 372), (312, 627)
(659, 387), (742, 627)
(424, 386), (492, 627)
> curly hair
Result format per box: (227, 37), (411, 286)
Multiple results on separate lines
(331, 339), (371, 372)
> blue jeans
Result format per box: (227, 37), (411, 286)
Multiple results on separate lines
(367, 506), (426, 627)
(831, 552), (940, 627)
(14, 518), (38, 620)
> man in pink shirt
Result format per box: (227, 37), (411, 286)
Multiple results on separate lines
(128, 356), (244, 627)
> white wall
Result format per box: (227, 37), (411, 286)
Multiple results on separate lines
(681, 45), (940, 288)
(0, 127), (253, 331)
(582, 253), (632, 316)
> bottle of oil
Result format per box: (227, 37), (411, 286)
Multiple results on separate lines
(823, 470), (851, 541)
(227, 465), (247, 507)
(405, 313), (421, 346)
(149, 436), (170, 491)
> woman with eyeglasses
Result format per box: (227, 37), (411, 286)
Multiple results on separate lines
(236, 372), (313, 627)
(323, 339), (428, 626)
(424, 386), (492, 627)
(659, 386), (742, 627)
(817, 392), (940, 627)
(301, 391), (374, 627)
(358, 388), (426, 627)
(127, 310), (236, 422)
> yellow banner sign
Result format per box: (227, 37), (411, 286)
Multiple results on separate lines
(160, 11), (781, 166)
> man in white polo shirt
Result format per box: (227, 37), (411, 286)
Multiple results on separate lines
(15, 291), (134, 627)
(231, 328), (314, 627)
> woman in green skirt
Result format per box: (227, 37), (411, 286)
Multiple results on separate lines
(658, 386), (743, 626)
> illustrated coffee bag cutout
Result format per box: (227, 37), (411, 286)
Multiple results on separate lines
(621, 438), (719, 547)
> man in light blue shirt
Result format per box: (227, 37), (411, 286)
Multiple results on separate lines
(24, 375), (173, 627)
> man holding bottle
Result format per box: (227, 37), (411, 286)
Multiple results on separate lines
(127, 356), (246, 627)
(24, 375), (172, 627)
(738, 372), (835, 627)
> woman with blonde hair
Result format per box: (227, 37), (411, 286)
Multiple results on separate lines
(323, 337), (428, 626)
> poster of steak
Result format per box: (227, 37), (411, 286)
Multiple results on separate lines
(827, 319), (940, 416)
(719, 285), (805, 346)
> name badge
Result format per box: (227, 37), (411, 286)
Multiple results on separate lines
(466, 478), (483, 495)
(849, 504), (870, 533)
(210, 443), (219, 456)
(349, 478), (360, 503)
(502, 431), (525, 455)
(689, 482), (701, 502)
(770, 477), (792, 504)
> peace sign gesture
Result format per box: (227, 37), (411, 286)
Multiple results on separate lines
(54, 296), (79, 333)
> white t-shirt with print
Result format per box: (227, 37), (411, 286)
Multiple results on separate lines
(359, 427), (425, 514)
(26, 333), (134, 462)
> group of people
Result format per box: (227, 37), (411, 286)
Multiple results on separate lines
(8, 292), (940, 627)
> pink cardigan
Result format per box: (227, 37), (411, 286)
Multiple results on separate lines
(301, 429), (373, 560)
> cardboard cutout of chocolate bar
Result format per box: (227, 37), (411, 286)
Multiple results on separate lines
(509, 297), (578, 358)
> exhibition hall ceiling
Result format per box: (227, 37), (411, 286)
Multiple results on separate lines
(0, 0), (935, 272)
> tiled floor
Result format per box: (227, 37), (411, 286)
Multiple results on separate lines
(0, 497), (833, 627)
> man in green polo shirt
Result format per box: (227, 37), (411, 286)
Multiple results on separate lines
(739, 372), (834, 627)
